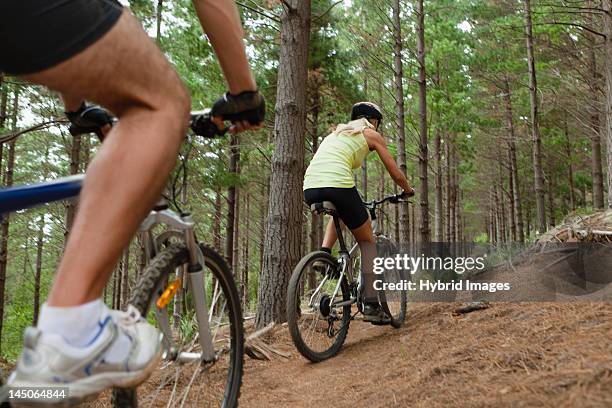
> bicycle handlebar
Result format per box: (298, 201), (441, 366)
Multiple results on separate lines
(68, 108), (229, 139)
(189, 109), (228, 138)
(363, 193), (412, 209)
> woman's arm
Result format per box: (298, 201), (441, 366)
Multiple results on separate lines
(363, 128), (415, 195)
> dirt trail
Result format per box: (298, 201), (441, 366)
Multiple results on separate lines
(87, 301), (611, 408)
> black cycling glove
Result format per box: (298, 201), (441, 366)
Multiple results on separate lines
(65, 102), (114, 141)
(211, 90), (265, 126)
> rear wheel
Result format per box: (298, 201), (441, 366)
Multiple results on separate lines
(287, 251), (351, 362)
(376, 236), (407, 328)
(112, 243), (243, 408)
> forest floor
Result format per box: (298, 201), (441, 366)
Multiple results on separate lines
(85, 300), (612, 408)
(6, 211), (612, 407)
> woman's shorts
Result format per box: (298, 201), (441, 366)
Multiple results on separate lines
(304, 186), (368, 230)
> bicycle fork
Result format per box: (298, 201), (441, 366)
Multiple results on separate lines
(140, 209), (216, 363)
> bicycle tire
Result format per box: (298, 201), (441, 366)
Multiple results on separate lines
(111, 243), (244, 408)
(376, 236), (407, 328)
(287, 251), (351, 362)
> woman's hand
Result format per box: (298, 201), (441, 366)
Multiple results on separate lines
(401, 187), (416, 198)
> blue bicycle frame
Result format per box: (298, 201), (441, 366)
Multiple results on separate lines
(0, 174), (84, 215)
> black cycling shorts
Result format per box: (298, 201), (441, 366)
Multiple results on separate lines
(304, 187), (369, 230)
(0, 0), (123, 75)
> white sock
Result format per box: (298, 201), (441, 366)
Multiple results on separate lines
(38, 300), (135, 364)
(37, 299), (109, 347)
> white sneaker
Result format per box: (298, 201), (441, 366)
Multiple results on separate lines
(6, 305), (163, 405)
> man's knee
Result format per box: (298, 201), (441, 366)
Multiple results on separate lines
(165, 79), (191, 135)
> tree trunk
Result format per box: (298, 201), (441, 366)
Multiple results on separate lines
(155, 0), (164, 42)
(0, 84), (7, 129)
(31, 216), (45, 326)
(434, 125), (443, 241)
(433, 65), (443, 242)
(242, 193), (250, 309)
(507, 149), (516, 241)
(65, 133), (82, 239)
(587, 0), (604, 209)
(523, 0), (546, 232)
(112, 267), (119, 309)
(256, 0), (310, 328)
(0, 88), (19, 352)
(525, 203), (531, 238)
(213, 186), (222, 251)
(308, 75), (322, 254)
(33, 147), (51, 325)
(391, 0), (410, 244)
(225, 133), (240, 268)
(604, 0), (612, 208)
(233, 180), (241, 277)
(416, 0), (430, 243)
(259, 183), (267, 272)
(547, 173), (555, 227)
(503, 78), (524, 241)
(121, 248), (130, 309)
(361, 70), (368, 201)
(445, 136), (452, 241)
(564, 118), (576, 211)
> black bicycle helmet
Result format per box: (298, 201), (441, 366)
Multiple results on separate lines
(350, 101), (383, 122)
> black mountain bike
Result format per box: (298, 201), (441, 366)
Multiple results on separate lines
(286, 194), (409, 362)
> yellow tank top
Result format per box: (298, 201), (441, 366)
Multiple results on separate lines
(303, 118), (373, 190)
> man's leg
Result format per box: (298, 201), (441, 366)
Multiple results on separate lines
(23, 10), (190, 307)
(7, 9), (189, 397)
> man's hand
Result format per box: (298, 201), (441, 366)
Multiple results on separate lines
(65, 102), (113, 141)
(210, 90), (265, 134)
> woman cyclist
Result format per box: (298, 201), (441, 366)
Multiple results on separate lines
(303, 101), (415, 323)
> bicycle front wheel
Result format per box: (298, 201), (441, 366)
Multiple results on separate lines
(287, 251), (351, 362)
(112, 243), (243, 408)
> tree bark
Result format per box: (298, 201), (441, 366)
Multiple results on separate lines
(433, 66), (443, 242)
(0, 88), (18, 352)
(416, 0), (430, 243)
(445, 136), (452, 241)
(502, 78), (524, 241)
(213, 186), (222, 251)
(391, 0), (410, 244)
(587, 0), (604, 209)
(233, 179), (241, 277)
(121, 248), (130, 310)
(225, 133), (240, 268)
(507, 149), (516, 241)
(604, 0), (612, 208)
(0, 84), (7, 129)
(523, 0), (546, 232)
(256, 0), (310, 328)
(155, 0), (164, 42)
(434, 125), (443, 242)
(361, 67), (368, 200)
(547, 173), (556, 227)
(242, 193), (250, 309)
(65, 133), (82, 239)
(564, 118), (576, 211)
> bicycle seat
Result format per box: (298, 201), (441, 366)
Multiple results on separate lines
(310, 201), (337, 216)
